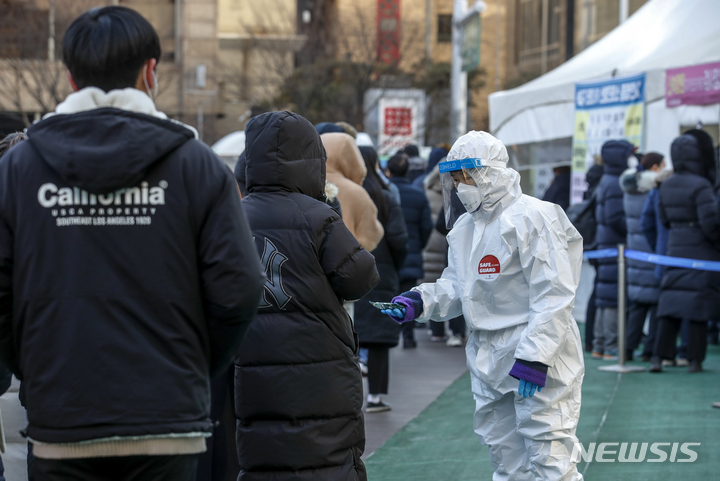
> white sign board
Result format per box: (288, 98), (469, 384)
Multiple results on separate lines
(377, 97), (422, 156)
(570, 73), (645, 204)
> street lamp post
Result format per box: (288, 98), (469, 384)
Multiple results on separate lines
(451, 0), (486, 141)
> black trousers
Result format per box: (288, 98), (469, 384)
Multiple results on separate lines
(196, 367), (239, 481)
(584, 286), (596, 349)
(626, 302), (657, 357)
(367, 346), (390, 395)
(654, 317), (708, 363)
(430, 316), (466, 337)
(31, 454), (200, 481)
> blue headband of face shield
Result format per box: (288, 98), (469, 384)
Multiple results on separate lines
(438, 158), (485, 173)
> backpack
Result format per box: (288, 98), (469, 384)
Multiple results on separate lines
(566, 190), (598, 250)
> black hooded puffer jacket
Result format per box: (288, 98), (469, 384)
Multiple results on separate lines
(235, 111), (379, 481)
(594, 140), (631, 307)
(657, 131), (720, 321)
(0, 107), (263, 444)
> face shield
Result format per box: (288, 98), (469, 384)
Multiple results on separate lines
(439, 157), (487, 229)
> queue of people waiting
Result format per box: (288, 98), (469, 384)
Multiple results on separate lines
(541, 135), (720, 375)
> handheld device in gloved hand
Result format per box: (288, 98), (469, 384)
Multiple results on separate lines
(372, 291), (424, 324)
(370, 302), (406, 321)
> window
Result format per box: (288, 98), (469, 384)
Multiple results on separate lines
(515, 0), (562, 66)
(515, 0), (542, 64)
(547, 0), (562, 46)
(437, 14), (452, 43)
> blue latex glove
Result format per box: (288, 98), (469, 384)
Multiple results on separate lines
(518, 379), (542, 398)
(381, 307), (406, 321)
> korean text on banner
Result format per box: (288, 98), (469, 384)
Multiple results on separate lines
(570, 73), (645, 204)
(666, 61), (720, 107)
(378, 97), (421, 156)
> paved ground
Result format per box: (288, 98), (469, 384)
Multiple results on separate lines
(365, 326), (720, 480)
(362, 326), (468, 458)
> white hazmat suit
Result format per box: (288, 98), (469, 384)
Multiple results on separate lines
(413, 132), (585, 481)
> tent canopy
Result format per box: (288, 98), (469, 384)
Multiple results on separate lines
(489, 0), (720, 148)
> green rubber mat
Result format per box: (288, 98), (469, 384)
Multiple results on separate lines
(366, 335), (720, 480)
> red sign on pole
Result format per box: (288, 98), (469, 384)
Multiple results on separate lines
(377, 0), (401, 65)
(383, 107), (412, 136)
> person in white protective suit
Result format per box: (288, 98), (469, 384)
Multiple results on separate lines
(382, 131), (585, 481)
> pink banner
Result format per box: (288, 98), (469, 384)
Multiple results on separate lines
(666, 61), (720, 107)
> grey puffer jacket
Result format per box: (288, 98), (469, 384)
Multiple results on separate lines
(620, 167), (660, 304)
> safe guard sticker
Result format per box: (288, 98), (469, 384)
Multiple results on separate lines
(478, 255), (500, 280)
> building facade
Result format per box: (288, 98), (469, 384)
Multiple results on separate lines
(0, 0), (653, 144)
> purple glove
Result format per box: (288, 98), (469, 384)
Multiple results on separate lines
(389, 291), (424, 324)
(509, 359), (548, 387)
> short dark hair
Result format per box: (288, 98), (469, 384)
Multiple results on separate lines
(62, 6), (161, 92)
(387, 154), (409, 177)
(403, 144), (419, 157)
(640, 152), (664, 170)
(0, 132), (28, 158)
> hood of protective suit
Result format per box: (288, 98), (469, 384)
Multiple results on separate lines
(321, 132), (366, 185)
(447, 131), (522, 223)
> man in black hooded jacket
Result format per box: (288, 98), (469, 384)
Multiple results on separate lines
(0, 6), (264, 480)
(235, 111), (379, 481)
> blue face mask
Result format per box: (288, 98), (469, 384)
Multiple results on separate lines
(456, 183), (482, 213)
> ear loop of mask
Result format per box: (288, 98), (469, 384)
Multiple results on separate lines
(142, 65), (159, 100)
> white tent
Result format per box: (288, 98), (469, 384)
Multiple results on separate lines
(211, 130), (246, 169)
(489, 0), (720, 159)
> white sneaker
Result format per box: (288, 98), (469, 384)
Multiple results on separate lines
(446, 334), (463, 347)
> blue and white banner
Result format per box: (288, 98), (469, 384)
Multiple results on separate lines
(571, 73), (646, 204)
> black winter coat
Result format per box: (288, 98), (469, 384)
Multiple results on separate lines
(542, 170), (571, 210)
(595, 140), (632, 307)
(657, 133), (720, 321)
(0, 108), (264, 444)
(390, 177), (433, 283)
(355, 190), (408, 346)
(235, 111), (379, 481)
(620, 168), (660, 304)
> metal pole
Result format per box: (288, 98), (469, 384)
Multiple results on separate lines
(540, 0), (548, 74)
(494, 0), (502, 91)
(425, 0), (433, 62)
(451, 0), (468, 141)
(617, 244), (626, 366)
(599, 244), (645, 373)
(197, 101), (204, 142)
(619, 0), (629, 24)
(48, 0), (56, 61)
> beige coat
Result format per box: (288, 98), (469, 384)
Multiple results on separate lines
(321, 132), (384, 252)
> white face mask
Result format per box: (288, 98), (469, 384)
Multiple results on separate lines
(142, 65), (158, 100)
(456, 182), (482, 213)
